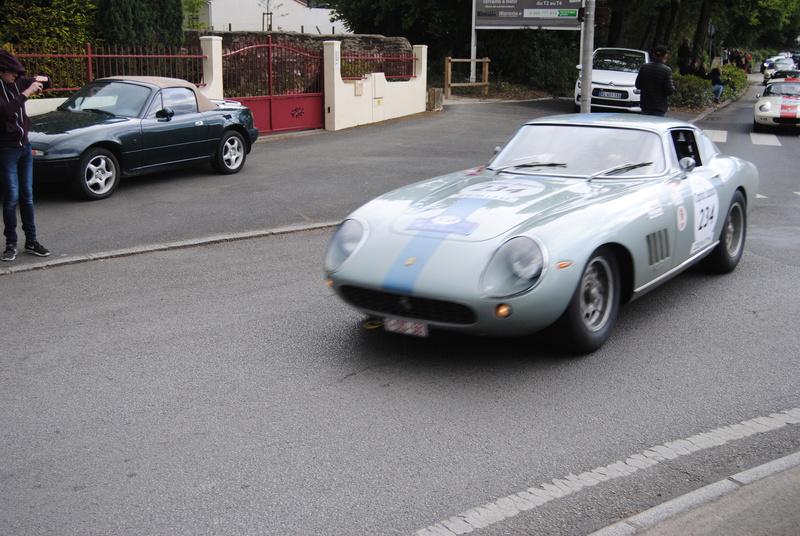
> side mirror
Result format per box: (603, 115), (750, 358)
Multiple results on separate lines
(493, 145), (502, 156)
(679, 156), (696, 173)
(155, 108), (175, 121)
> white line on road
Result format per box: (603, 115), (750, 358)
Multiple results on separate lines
(413, 407), (800, 536)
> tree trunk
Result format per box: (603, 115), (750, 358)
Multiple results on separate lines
(692, 0), (713, 60)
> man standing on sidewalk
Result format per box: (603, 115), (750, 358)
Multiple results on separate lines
(635, 45), (676, 117)
(0, 49), (51, 261)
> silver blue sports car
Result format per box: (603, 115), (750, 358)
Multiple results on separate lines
(324, 114), (759, 353)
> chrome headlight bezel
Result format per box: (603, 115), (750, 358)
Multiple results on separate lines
(480, 236), (548, 298)
(324, 218), (368, 274)
(758, 102), (772, 112)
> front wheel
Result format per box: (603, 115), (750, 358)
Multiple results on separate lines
(556, 247), (620, 354)
(701, 190), (747, 273)
(211, 131), (247, 174)
(72, 148), (120, 200)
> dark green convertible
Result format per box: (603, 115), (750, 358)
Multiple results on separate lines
(30, 76), (259, 200)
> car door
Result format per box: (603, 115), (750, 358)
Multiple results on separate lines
(139, 87), (210, 169)
(667, 128), (722, 265)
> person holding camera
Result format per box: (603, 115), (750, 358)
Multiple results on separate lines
(0, 49), (51, 261)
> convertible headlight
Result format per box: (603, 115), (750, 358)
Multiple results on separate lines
(324, 218), (367, 273)
(759, 102), (772, 112)
(480, 236), (546, 298)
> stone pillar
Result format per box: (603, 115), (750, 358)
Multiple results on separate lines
(199, 35), (223, 100)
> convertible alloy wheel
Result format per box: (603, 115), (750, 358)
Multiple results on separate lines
(558, 247), (621, 354)
(73, 147), (120, 200)
(212, 131), (247, 174)
(702, 190), (747, 273)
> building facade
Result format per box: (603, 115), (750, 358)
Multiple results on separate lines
(199, 0), (350, 34)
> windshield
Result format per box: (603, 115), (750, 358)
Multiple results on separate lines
(593, 50), (647, 73)
(489, 124), (667, 178)
(765, 82), (800, 96)
(60, 81), (152, 118)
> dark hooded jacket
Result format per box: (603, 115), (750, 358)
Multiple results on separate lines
(0, 50), (50, 148)
(635, 60), (676, 114)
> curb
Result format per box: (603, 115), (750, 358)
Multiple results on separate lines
(588, 450), (800, 535)
(0, 220), (340, 276)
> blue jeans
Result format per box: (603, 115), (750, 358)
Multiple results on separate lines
(0, 144), (37, 246)
(712, 85), (724, 100)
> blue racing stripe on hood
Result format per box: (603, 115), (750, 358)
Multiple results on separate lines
(381, 197), (490, 294)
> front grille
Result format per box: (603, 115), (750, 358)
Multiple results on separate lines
(591, 97), (638, 108)
(339, 285), (477, 325)
(774, 117), (800, 125)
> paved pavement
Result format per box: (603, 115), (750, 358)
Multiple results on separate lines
(10, 74), (799, 536)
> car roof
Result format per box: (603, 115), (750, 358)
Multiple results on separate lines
(525, 113), (694, 132)
(94, 75), (216, 112)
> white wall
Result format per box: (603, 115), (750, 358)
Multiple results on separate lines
(323, 42), (428, 131)
(202, 0), (349, 34)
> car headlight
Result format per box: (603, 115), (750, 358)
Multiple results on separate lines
(324, 218), (367, 273)
(759, 102), (772, 112)
(480, 236), (546, 298)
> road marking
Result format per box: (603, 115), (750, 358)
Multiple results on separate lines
(703, 129), (727, 142)
(750, 132), (782, 146)
(413, 407), (800, 536)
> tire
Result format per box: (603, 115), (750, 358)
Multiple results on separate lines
(72, 148), (120, 200)
(211, 130), (247, 174)
(557, 247), (620, 354)
(701, 190), (747, 273)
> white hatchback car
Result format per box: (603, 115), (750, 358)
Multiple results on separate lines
(574, 48), (649, 112)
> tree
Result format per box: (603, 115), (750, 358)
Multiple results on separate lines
(0, 0), (97, 45)
(95, 0), (183, 46)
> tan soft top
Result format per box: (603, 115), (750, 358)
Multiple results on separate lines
(97, 76), (216, 112)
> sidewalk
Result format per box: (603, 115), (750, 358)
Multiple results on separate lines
(589, 451), (800, 536)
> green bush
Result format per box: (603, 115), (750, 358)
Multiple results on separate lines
(670, 64), (749, 108)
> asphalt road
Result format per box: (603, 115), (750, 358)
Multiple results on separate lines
(1, 88), (798, 536)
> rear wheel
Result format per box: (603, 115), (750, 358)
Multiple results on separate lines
(702, 191), (747, 273)
(211, 130), (247, 174)
(557, 247), (620, 354)
(72, 148), (119, 200)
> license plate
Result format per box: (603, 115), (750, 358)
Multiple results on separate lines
(599, 90), (623, 99)
(384, 318), (429, 337)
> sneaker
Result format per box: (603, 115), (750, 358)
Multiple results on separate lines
(1, 245), (16, 262)
(24, 241), (50, 257)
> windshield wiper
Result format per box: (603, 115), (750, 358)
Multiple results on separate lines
(83, 108), (116, 117)
(590, 161), (653, 179)
(491, 161), (567, 173)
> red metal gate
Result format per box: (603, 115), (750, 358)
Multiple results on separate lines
(223, 38), (324, 134)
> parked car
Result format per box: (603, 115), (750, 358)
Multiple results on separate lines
(754, 80), (800, 131)
(574, 48), (649, 112)
(324, 114), (759, 354)
(30, 76), (259, 200)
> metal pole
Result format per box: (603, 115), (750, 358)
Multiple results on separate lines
(579, 0), (595, 113)
(470, 0), (477, 82)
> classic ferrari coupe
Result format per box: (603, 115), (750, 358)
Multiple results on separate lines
(30, 76), (259, 200)
(324, 114), (759, 353)
(754, 79), (800, 132)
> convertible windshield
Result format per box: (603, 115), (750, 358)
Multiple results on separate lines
(60, 81), (152, 118)
(489, 124), (667, 177)
(765, 82), (800, 96)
